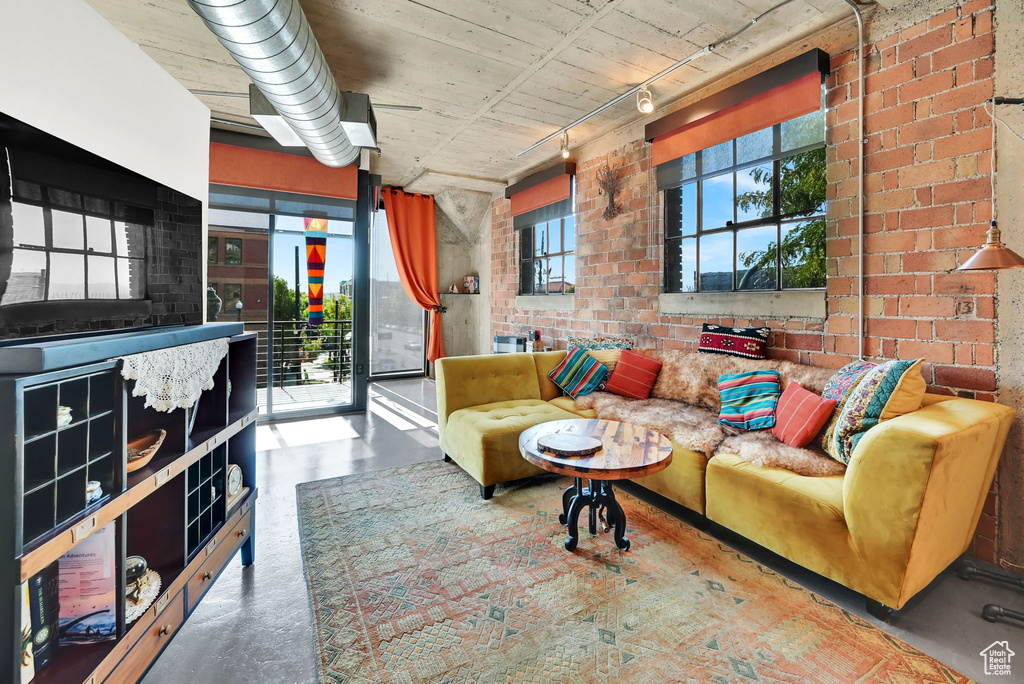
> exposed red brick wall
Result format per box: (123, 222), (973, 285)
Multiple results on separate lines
(490, 2), (999, 560)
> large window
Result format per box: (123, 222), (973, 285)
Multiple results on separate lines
(2, 191), (148, 306)
(663, 110), (826, 293)
(519, 215), (575, 295)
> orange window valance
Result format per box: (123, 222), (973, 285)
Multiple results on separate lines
(646, 49), (829, 168)
(209, 142), (358, 200)
(506, 161), (575, 220)
(510, 174), (571, 217)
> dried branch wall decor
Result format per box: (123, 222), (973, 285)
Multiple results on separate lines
(596, 164), (623, 220)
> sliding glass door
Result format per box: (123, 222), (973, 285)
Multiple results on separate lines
(208, 184), (368, 419)
(268, 215), (356, 413)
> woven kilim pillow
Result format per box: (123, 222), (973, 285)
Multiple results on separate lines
(699, 324), (771, 359)
(717, 369), (782, 430)
(548, 347), (609, 398)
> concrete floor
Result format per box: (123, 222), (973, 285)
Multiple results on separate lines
(142, 378), (1024, 684)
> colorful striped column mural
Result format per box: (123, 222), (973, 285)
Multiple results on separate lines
(305, 217), (328, 325)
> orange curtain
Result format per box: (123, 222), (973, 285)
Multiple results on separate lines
(382, 188), (445, 363)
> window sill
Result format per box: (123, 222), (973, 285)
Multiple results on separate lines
(515, 295), (575, 311)
(659, 290), (825, 319)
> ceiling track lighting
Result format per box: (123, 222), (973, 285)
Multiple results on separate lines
(636, 88), (655, 114)
(560, 132), (570, 159)
(517, 0), (802, 158)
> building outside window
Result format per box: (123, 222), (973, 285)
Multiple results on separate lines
(663, 109), (826, 293)
(519, 214), (575, 295)
(224, 237), (243, 266)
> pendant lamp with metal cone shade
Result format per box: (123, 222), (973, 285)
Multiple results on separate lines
(958, 98), (1024, 270)
(958, 221), (1024, 270)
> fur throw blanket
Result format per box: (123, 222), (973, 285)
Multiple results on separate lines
(640, 349), (836, 413)
(587, 397), (739, 459)
(576, 393), (844, 476)
(573, 391), (633, 414)
(714, 431), (846, 477)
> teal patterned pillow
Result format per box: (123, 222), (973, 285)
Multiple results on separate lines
(823, 359), (925, 464)
(548, 348), (609, 398)
(717, 369), (782, 430)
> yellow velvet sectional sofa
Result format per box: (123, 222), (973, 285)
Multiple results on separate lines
(435, 350), (1015, 614)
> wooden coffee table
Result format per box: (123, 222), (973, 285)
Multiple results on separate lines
(519, 419), (673, 552)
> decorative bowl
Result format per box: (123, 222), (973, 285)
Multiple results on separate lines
(126, 429), (166, 473)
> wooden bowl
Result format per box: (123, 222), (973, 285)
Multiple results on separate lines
(127, 429), (166, 473)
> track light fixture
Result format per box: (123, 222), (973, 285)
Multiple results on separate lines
(636, 88), (655, 114)
(560, 132), (570, 159)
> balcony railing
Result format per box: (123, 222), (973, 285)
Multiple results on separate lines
(241, 320), (352, 395)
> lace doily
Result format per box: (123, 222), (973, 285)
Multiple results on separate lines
(121, 338), (230, 412)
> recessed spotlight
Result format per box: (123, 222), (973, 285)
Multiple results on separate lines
(637, 88), (655, 114)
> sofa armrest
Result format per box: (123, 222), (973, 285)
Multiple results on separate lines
(435, 353), (543, 435)
(843, 398), (1015, 605)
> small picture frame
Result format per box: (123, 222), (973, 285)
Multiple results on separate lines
(463, 276), (479, 294)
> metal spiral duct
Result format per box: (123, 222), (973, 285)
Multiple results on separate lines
(187, 0), (360, 167)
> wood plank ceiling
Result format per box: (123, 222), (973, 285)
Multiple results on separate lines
(85, 0), (850, 191)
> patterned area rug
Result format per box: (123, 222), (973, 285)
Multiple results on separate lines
(297, 461), (967, 683)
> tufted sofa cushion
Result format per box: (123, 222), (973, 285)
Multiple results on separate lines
(441, 400), (578, 487)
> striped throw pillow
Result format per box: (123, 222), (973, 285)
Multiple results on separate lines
(718, 370), (782, 430)
(548, 348), (609, 398)
(605, 349), (663, 399)
(771, 383), (837, 447)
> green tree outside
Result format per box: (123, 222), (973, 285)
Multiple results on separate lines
(272, 276), (353, 322)
(735, 148), (827, 289)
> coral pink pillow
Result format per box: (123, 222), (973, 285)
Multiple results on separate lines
(605, 349), (663, 399)
(771, 382), (837, 448)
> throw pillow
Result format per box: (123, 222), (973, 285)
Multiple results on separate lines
(822, 359), (877, 403)
(548, 347), (609, 398)
(771, 383), (837, 448)
(699, 324), (771, 359)
(585, 348), (623, 372)
(605, 349), (663, 399)
(567, 335), (633, 351)
(717, 369), (782, 430)
(823, 358), (926, 464)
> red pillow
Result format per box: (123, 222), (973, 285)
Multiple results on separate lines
(771, 382), (837, 448)
(605, 349), (663, 399)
